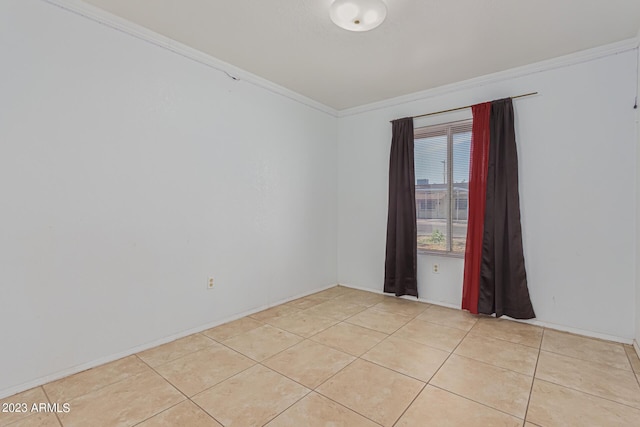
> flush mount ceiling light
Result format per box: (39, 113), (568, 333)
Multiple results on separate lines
(329, 0), (387, 32)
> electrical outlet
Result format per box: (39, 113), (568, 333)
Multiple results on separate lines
(207, 277), (214, 289)
(432, 264), (439, 274)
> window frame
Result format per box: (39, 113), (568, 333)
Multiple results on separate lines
(414, 119), (472, 257)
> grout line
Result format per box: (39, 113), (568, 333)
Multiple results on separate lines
(532, 377), (640, 411)
(134, 354), (191, 401)
(359, 335), (445, 384)
(623, 345), (640, 377)
(92, 354), (225, 426)
(468, 318), (543, 348)
(390, 318), (478, 425)
(184, 363), (257, 424)
(248, 322), (382, 425)
(188, 396), (226, 426)
(136, 336), (219, 369)
(39, 386), (63, 427)
(411, 317), (530, 419)
(427, 316), (475, 376)
(135, 352), (248, 426)
(130, 400), (185, 426)
(523, 328), (544, 424)
(441, 352), (533, 378)
(312, 390), (384, 427)
(39, 356), (161, 409)
(258, 338), (351, 387)
(257, 388), (313, 427)
(390, 382), (428, 427)
(426, 384), (526, 422)
(282, 293), (414, 425)
(201, 319), (266, 343)
(536, 348), (636, 374)
(310, 348), (362, 390)
(310, 356), (386, 427)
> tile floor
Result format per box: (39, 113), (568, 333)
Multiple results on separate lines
(2, 285), (640, 426)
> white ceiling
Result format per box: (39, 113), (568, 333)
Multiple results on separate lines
(80, 0), (640, 110)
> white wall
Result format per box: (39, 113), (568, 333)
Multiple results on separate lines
(0, 0), (337, 397)
(635, 36), (640, 351)
(338, 49), (638, 341)
(1, 0), (638, 399)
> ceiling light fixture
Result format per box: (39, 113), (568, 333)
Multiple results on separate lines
(329, 0), (387, 32)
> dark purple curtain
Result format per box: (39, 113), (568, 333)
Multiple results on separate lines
(384, 118), (418, 297)
(478, 98), (535, 319)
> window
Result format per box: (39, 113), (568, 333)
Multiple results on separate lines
(414, 119), (471, 255)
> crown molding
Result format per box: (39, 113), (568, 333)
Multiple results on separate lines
(39, 1), (639, 119)
(338, 37), (640, 117)
(42, 0), (340, 117)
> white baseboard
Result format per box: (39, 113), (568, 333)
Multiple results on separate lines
(0, 283), (337, 400)
(337, 283), (633, 344)
(518, 319), (632, 345)
(4, 282), (633, 399)
(336, 283), (460, 309)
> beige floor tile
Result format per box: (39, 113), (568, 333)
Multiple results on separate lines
(337, 290), (386, 307)
(137, 334), (215, 367)
(535, 351), (640, 408)
(362, 336), (449, 382)
(309, 322), (388, 356)
(249, 305), (302, 322)
(310, 287), (349, 299)
(393, 319), (467, 352)
(417, 305), (479, 331)
(527, 379), (640, 427)
(2, 411), (61, 427)
(542, 329), (631, 371)
(193, 365), (309, 427)
(202, 317), (263, 342)
(13, 413), (61, 427)
(0, 387), (51, 426)
(263, 340), (354, 388)
(137, 400), (222, 427)
(469, 318), (542, 348)
(335, 287), (371, 297)
(346, 308), (414, 334)
(455, 334), (539, 375)
(265, 311), (338, 338)
(283, 296), (326, 310)
(624, 345), (640, 374)
(396, 385), (522, 427)
(303, 300), (367, 321)
(316, 359), (424, 427)
(43, 355), (150, 402)
(57, 371), (184, 427)
(431, 355), (532, 418)
(222, 324), (302, 361)
(18, 295), (640, 427)
(265, 392), (379, 427)
(370, 298), (428, 317)
(153, 343), (254, 396)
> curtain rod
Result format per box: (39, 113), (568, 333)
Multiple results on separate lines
(408, 92), (538, 120)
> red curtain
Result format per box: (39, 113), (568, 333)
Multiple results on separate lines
(461, 103), (491, 314)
